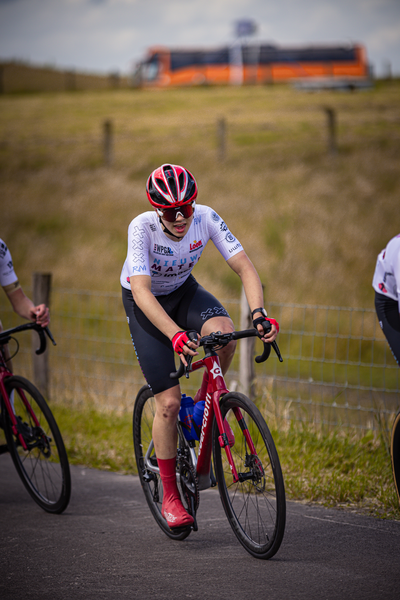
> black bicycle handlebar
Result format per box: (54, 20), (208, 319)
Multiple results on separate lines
(0, 322), (56, 355)
(170, 326), (283, 380)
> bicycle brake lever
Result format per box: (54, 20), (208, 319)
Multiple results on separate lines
(44, 326), (57, 346)
(183, 355), (193, 378)
(272, 340), (283, 362)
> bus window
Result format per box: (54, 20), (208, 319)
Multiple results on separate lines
(142, 55), (160, 81)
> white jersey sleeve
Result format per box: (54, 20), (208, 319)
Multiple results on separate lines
(0, 239), (19, 291)
(372, 233), (400, 307)
(203, 207), (243, 261)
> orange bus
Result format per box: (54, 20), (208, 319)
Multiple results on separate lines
(135, 43), (369, 87)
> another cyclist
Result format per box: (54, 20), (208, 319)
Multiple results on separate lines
(121, 164), (279, 529)
(0, 238), (50, 371)
(372, 233), (400, 365)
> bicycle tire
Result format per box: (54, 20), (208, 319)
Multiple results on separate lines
(213, 392), (286, 559)
(132, 385), (192, 541)
(391, 409), (400, 504)
(3, 375), (71, 514)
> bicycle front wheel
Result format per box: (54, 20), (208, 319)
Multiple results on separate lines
(133, 385), (192, 541)
(213, 392), (286, 559)
(391, 410), (400, 504)
(3, 376), (71, 514)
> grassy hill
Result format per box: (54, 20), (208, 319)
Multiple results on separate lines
(1, 81), (399, 309)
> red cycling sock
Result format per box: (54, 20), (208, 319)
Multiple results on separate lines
(158, 457), (194, 528)
(194, 370), (209, 404)
(158, 457), (180, 502)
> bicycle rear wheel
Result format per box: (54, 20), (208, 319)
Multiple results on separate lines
(132, 385), (192, 541)
(391, 410), (400, 504)
(3, 376), (71, 514)
(213, 392), (286, 559)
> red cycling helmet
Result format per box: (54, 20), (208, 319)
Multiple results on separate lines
(146, 164), (198, 209)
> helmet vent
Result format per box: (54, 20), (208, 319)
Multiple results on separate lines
(167, 176), (178, 200)
(155, 178), (168, 194)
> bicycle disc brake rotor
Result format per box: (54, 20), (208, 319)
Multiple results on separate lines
(247, 454), (266, 492)
(178, 457), (200, 513)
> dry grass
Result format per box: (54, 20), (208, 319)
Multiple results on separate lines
(1, 82), (400, 308)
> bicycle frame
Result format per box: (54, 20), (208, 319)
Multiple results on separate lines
(142, 327), (283, 491)
(190, 353), (234, 490)
(0, 352), (40, 452)
(142, 351), (255, 491)
(0, 323), (56, 453)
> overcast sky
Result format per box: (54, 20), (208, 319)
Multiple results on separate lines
(0, 0), (399, 77)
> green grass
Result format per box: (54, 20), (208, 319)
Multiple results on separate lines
(275, 425), (399, 519)
(1, 81), (400, 519)
(51, 404), (135, 473)
(44, 402), (400, 521)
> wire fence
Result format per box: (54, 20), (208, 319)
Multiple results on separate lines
(1, 289), (399, 433)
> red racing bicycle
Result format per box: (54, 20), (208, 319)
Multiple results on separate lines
(133, 325), (286, 559)
(0, 322), (71, 513)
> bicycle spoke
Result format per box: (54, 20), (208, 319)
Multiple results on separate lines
(214, 392), (285, 559)
(4, 376), (70, 513)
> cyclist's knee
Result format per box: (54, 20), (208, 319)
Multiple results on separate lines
(201, 315), (234, 336)
(218, 338), (237, 365)
(155, 388), (181, 421)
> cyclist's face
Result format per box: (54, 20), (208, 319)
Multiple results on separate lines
(159, 210), (194, 239)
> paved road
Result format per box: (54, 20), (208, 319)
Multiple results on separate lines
(0, 455), (399, 600)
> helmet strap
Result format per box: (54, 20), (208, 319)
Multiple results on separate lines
(159, 217), (183, 240)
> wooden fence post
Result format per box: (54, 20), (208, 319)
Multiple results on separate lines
(324, 107), (337, 155)
(217, 117), (226, 160)
(103, 119), (113, 166)
(239, 286), (256, 400)
(32, 273), (52, 399)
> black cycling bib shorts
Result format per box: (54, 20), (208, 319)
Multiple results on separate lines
(122, 275), (231, 394)
(375, 291), (400, 366)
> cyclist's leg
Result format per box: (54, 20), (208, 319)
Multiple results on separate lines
(200, 315), (236, 374)
(375, 292), (400, 365)
(178, 282), (236, 401)
(122, 287), (194, 528)
(133, 385), (192, 540)
(152, 386), (194, 528)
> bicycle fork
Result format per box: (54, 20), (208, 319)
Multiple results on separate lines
(0, 379), (42, 452)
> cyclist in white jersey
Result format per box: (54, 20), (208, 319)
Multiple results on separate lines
(0, 239), (50, 371)
(372, 233), (400, 365)
(121, 164), (279, 529)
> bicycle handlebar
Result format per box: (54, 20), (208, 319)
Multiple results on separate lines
(0, 322), (56, 355)
(170, 326), (283, 380)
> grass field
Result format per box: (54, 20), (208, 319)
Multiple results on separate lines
(1, 81), (400, 307)
(1, 81), (400, 518)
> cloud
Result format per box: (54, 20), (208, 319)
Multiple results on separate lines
(0, 0), (399, 75)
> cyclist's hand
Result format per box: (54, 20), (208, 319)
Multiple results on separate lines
(29, 304), (50, 327)
(253, 317), (279, 343)
(171, 330), (199, 366)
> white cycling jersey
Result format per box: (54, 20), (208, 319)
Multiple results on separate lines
(0, 238), (18, 290)
(372, 233), (400, 306)
(120, 204), (243, 296)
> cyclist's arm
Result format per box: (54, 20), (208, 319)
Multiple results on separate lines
(130, 275), (199, 361)
(226, 250), (278, 343)
(5, 287), (50, 327)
